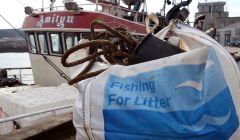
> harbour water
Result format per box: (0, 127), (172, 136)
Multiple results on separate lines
(0, 53), (30, 68)
(0, 53), (33, 84)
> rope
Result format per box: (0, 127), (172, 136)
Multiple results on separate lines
(61, 20), (139, 85)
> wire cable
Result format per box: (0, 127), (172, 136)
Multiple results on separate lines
(15, 0), (26, 6)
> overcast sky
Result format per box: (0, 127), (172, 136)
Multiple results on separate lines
(0, 0), (239, 29)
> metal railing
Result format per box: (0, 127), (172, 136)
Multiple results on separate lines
(0, 105), (73, 135)
(4, 67), (34, 84)
(0, 105), (73, 123)
(34, 2), (147, 23)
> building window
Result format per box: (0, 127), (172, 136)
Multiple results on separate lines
(225, 31), (231, 45)
(28, 33), (37, 53)
(50, 33), (63, 54)
(220, 22), (225, 28)
(37, 33), (48, 54)
(213, 6), (216, 12)
(236, 28), (240, 36)
(65, 33), (79, 50)
(209, 5), (211, 12)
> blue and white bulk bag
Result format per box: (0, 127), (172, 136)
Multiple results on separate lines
(72, 22), (240, 140)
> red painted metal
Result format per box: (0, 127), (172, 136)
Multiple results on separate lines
(21, 11), (147, 34)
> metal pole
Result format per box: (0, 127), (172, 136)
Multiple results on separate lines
(96, 0), (99, 11)
(0, 105), (73, 123)
(143, 0), (147, 12)
(163, 0), (167, 16)
(41, 0), (44, 11)
(211, 2), (213, 21)
(117, 0), (120, 15)
(19, 69), (22, 83)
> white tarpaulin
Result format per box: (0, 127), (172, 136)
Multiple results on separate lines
(73, 22), (240, 140)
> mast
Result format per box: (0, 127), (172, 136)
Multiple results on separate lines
(42, 0), (44, 11)
(96, 0), (99, 11)
(163, 0), (166, 16)
(143, 0), (147, 12)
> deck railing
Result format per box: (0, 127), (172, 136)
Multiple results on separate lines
(0, 105), (73, 123)
(34, 2), (148, 23)
(0, 105), (73, 135)
(4, 67), (34, 85)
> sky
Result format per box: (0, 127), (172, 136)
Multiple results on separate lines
(0, 0), (239, 29)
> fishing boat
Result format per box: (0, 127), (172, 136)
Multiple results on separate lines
(1, 0), (238, 139)
(22, 0), (148, 87)
(0, 0), (151, 139)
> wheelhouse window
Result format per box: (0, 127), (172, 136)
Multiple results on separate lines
(65, 33), (78, 50)
(37, 33), (48, 54)
(28, 33), (37, 53)
(82, 33), (91, 40)
(50, 33), (63, 54)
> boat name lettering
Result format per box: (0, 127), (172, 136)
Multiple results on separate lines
(36, 14), (74, 28)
